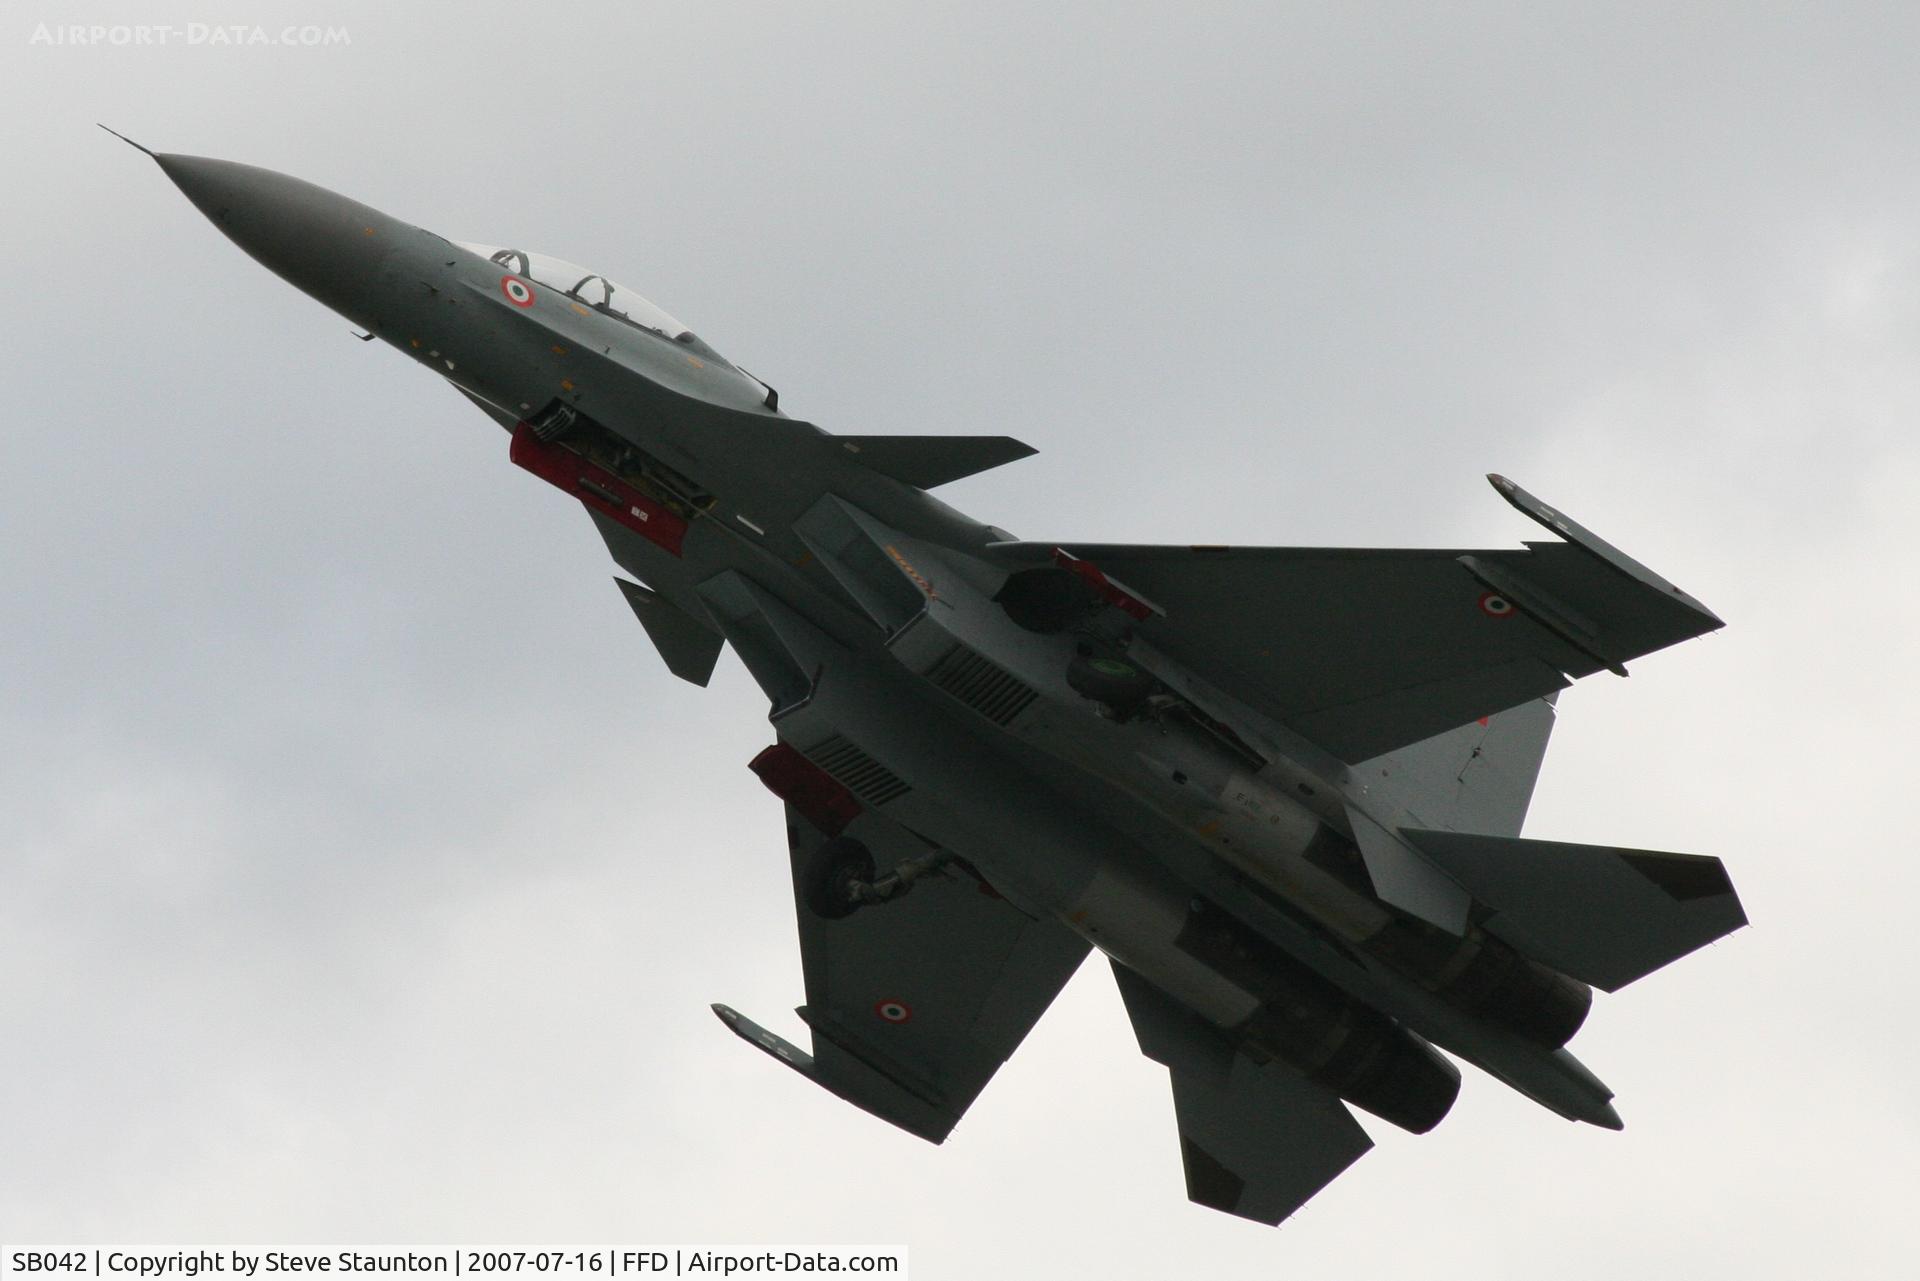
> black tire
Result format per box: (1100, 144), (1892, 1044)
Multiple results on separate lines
(802, 836), (875, 919)
(1066, 653), (1155, 711)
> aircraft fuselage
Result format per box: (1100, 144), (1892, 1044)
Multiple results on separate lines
(147, 151), (1742, 1198)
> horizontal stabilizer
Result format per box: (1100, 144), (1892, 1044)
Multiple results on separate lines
(1113, 964), (1372, 1225)
(1402, 829), (1747, 991)
(614, 578), (724, 686)
(830, 434), (1037, 489)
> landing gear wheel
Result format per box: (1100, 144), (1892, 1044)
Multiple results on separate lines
(803, 836), (876, 919)
(1067, 653), (1155, 713)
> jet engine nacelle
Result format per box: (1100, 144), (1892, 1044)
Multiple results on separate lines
(1178, 900), (1462, 1134)
(1369, 912), (1593, 1050)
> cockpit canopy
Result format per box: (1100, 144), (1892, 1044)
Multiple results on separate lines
(460, 243), (694, 343)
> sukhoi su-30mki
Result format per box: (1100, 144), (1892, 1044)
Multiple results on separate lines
(130, 134), (1747, 1226)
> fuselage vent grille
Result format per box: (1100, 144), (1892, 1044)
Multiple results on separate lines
(926, 645), (1040, 726)
(803, 735), (911, 807)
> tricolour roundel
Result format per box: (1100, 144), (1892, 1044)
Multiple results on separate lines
(1478, 591), (1517, 618)
(874, 999), (913, 1024)
(501, 275), (536, 307)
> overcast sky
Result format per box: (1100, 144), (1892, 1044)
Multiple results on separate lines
(5, 3), (1916, 1276)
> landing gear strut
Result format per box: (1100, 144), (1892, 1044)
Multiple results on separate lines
(801, 836), (953, 919)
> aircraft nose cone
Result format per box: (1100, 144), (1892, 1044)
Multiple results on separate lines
(156, 153), (396, 324)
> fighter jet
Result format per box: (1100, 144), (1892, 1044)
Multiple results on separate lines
(130, 134), (1746, 1225)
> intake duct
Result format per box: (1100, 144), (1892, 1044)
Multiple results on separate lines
(1178, 901), (1460, 1134)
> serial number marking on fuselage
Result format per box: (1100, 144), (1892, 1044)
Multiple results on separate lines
(883, 544), (937, 599)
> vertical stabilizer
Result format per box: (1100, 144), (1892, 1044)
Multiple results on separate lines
(1361, 696), (1557, 838)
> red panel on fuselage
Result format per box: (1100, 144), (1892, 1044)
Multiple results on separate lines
(749, 743), (864, 837)
(509, 423), (688, 556)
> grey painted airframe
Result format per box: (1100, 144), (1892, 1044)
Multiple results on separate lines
(130, 134), (1747, 1226)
